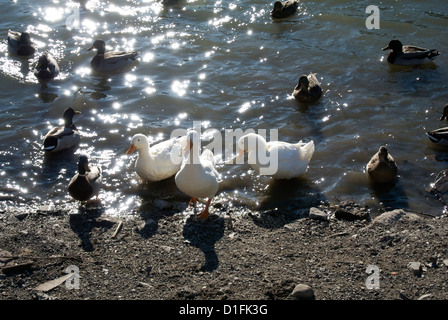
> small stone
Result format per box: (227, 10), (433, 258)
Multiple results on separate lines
(334, 201), (369, 221)
(418, 293), (432, 300)
(309, 207), (329, 221)
(161, 245), (173, 253)
(443, 259), (448, 267)
(408, 262), (423, 277)
(38, 204), (54, 212)
(290, 284), (314, 300)
(153, 199), (171, 210)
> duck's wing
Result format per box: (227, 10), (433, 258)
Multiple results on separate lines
(45, 126), (76, 139)
(149, 136), (185, 167)
(104, 51), (138, 63)
(427, 127), (448, 143)
(88, 165), (103, 185)
(401, 47), (440, 60)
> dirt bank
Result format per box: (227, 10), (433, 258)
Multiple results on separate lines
(1, 200), (447, 307)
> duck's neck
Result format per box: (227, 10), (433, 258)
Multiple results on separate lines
(96, 47), (105, 55)
(184, 144), (201, 166)
(247, 135), (268, 161)
(138, 145), (151, 158)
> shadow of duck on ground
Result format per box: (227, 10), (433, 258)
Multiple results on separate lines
(182, 215), (225, 272)
(69, 205), (113, 252)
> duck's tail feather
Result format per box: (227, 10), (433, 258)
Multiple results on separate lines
(300, 140), (315, 162)
(43, 136), (57, 151)
(428, 49), (441, 60)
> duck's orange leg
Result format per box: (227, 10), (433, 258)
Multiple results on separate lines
(188, 197), (197, 207)
(196, 198), (212, 219)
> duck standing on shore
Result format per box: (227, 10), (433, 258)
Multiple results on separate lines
(382, 40), (440, 66)
(68, 155), (103, 202)
(7, 30), (36, 56)
(175, 131), (220, 219)
(88, 39), (138, 73)
(270, 0), (299, 19)
(366, 146), (398, 184)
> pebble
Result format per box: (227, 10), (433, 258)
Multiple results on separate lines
(153, 199), (171, 210)
(290, 284), (314, 300)
(407, 262), (423, 277)
(308, 207), (329, 221)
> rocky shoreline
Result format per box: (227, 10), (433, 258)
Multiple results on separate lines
(1, 200), (448, 304)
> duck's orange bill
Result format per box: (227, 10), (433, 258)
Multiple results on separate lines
(126, 144), (136, 155)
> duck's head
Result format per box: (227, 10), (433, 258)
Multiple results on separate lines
(126, 133), (149, 155)
(78, 155), (91, 175)
(378, 146), (389, 161)
(63, 107), (81, 126)
(440, 104), (448, 121)
(88, 40), (106, 53)
(271, 1), (284, 12)
(382, 40), (403, 52)
(36, 52), (50, 69)
(236, 133), (266, 159)
(298, 75), (309, 88)
(19, 32), (32, 45)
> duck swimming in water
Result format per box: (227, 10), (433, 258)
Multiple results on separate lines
(34, 51), (60, 80)
(382, 40), (440, 66)
(366, 146), (398, 184)
(43, 108), (81, 153)
(88, 39), (138, 73)
(236, 133), (314, 180)
(7, 30), (36, 56)
(126, 133), (186, 182)
(292, 73), (322, 103)
(270, 0), (299, 19)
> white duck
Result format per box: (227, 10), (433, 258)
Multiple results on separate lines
(43, 107), (81, 153)
(236, 133), (314, 180)
(126, 133), (186, 182)
(175, 130), (220, 219)
(68, 155), (103, 202)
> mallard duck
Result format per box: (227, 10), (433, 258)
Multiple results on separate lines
(34, 51), (60, 80)
(292, 73), (322, 103)
(427, 127), (448, 147)
(270, 0), (299, 19)
(126, 133), (186, 182)
(236, 133), (314, 180)
(175, 130), (220, 219)
(7, 30), (36, 56)
(88, 39), (138, 73)
(366, 146), (398, 184)
(68, 155), (103, 201)
(439, 104), (448, 121)
(43, 108), (81, 153)
(382, 40), (440, 66)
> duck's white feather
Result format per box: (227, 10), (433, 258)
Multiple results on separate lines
(127, 133), (186, 182)
(238, 133), (314, 180)
(175, 132), (220, 200)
